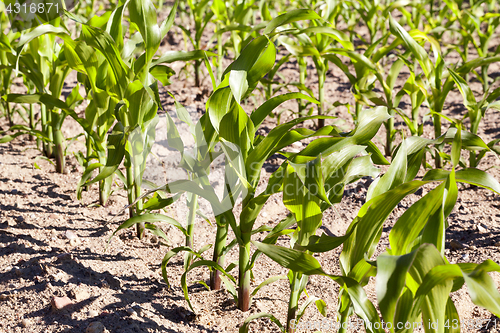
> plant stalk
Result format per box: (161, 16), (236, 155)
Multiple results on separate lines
(29, 103), (35, 141)
(433, 113), (442, 168)
(184, 193), (198, 270)
(125, 156), (136, 219)
(53, 127), (65, 174)
(317, 69), (325, 129)
(286, 271), (301, 333)
(385, 115), (394, 157)
(217, 22), (224, 83)
(134, 178), (144, 239)
(210, 214), (228, 290)
(238, 231), (252, 311)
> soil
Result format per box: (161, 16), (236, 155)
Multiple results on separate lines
(1, 8), (500, 333)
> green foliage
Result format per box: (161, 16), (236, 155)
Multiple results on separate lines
(2, 1), (500, 333)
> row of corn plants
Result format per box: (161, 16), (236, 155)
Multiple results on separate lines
(1, 0), (500, 332)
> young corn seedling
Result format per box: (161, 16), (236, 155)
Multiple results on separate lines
(176, 0), (213, 87)
(0, 31), (16, 128)
(2, 21), (85, 173)
(448, 68), (500, 167)
(253, 128), (500, 332)
(69, 0), (212, 235)
(135, 34), (330, 313)
(443, 0), (500, 93)
(389, 14), (456, 168)
(275, 12), (354, 129)
(338, 127), (500, 332)
(244, 106), (391, 332)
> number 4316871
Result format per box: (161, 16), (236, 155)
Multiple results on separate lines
(5, 2), (60, 14)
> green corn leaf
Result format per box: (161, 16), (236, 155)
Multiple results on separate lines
(251, 92), (318, 128)
(263, 9), (321, 35)
(109, 213), (186, 244)
(239, 313), (285, 333)
(251, 275), (288, 297)
(246, 115), (333, 186)
(207, 87), (233, 132)
(366, 139), (408, 201)
(451, 125), (462, 169)
(423, 168), (500, 194)
(254, 244), (384, 332)
(143, 192), (181, 210)
(376, 251), (416, 329)
(129, 0), (161, 71)
(389, 183), (445, 256)
(341, 180), (432, 275)
(444, 298), (461, 333)
(252, 241), (324, 275)
(365, 141), (390, 165)
(440, 128), (489, 151)
(300, 26), (354, 50)
(229, 70), (248, 104)
(160, 0), (179, 38)
(448, 69), (477, 112)
(285, 163), (323, 243)
(296, 296), (327, 323)
(81, 25), (130, 97)
(414, 259), (500, 318)
(161, 246), (204, 288)
(304, 228), (354, 253)
(151, 50), (216, 67)
(85, 122), (126, 186)
(389, 15), (434, 80)
(106, 2), (127, 51)
(149, 64), (175, 86)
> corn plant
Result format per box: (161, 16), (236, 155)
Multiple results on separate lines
(272, 10), (356, 129)
(448, 69), (500, 167)
(1, 21), (84, 173)
(249, 125), (500, 332)
(0, 30), (17, 128)
(176, 0), (213, 86)
(443, 0), (500, 93)
(388, 15), (457, 168)
(66, 0), (212, 234)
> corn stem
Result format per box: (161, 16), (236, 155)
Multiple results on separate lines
(184, 193), (198, 270)
(238, 233), (251, 311)
(210, 214), (227, 290)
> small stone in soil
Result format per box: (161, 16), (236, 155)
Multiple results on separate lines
(104, 272), (122, 289)
(51, 296), (73, 311)
(88, 310), (99, 317)
(15, 215), (24, 222)
(477, 224), (488, 233)
(70, 288), (89, 302)
(450, 240), (465, 250)
(86, 321), (107, 333)
(64, 230), (78, 240)
(132, 305), (143, 316)
(20, 319), (29, 327)
(69, 238), (81, 246)
(126, 308), (138, 317)
(56, 253), (73, 262)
